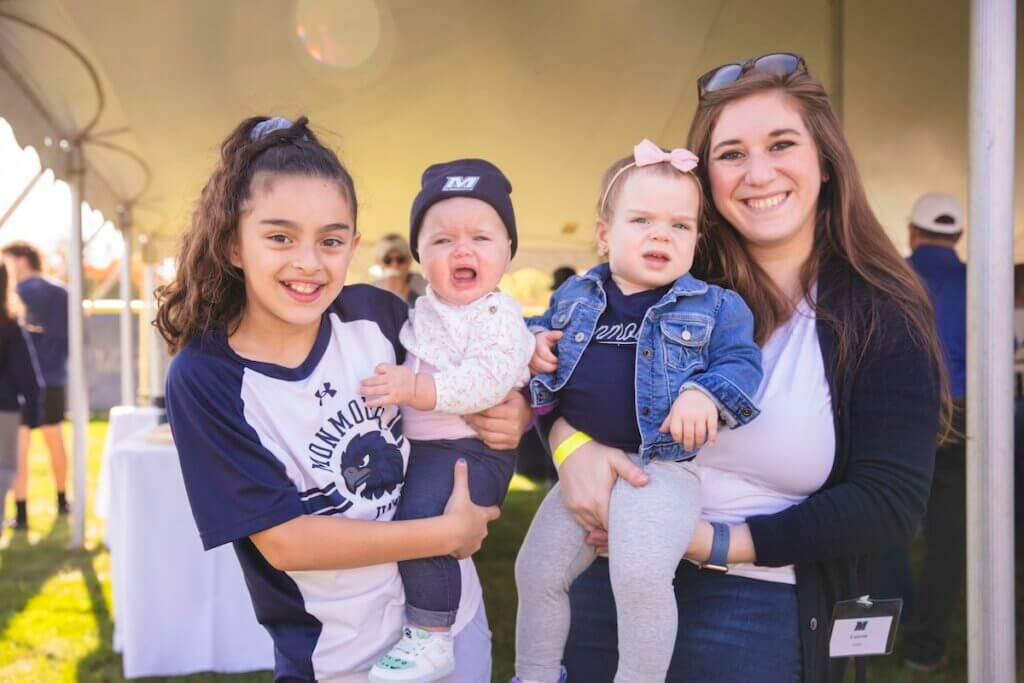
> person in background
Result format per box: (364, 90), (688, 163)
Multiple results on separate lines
(0, 242), (69, 530)
(900, 192), (967, 673)
(0, 262), (42, 530)
(374, 233), (427, 305)
(551, 266), (576, 293)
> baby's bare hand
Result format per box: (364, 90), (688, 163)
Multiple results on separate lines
(358, 363), (416, 408)
(530, 330), (562, 374)
(659, 388), (720, 451)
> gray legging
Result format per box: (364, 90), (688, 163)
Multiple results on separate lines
(515, 456), (701, 683)
(0, 410), (20, 527)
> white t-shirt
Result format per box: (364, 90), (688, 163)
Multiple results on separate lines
(166, 285), (481, 682)
(695, 293), (835, 584)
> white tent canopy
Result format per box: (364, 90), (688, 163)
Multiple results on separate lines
(0, 0), (1021, 258)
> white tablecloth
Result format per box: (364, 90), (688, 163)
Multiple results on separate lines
(106, 424), (274, 678)
(96, 405), (165, 523)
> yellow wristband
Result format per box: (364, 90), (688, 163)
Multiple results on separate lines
(553, 431), (593, 468)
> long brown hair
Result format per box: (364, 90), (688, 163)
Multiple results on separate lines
(156, 116), (357, 354)
(686, 67), (951, 432)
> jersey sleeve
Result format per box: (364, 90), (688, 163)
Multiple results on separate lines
(433, 296), (534, 414)
(333, 284), (409, 365)
(165, 345), (305, 550)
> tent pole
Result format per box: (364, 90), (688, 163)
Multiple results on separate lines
(65, 140), (89, 550)
(830, 0), (845, 122)
(0, 168), (44, 231)
(967, 0), (1016, 680)
(118, 206), (135, 406)
(142, 263), (161, 405)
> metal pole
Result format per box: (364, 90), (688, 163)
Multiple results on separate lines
(65, 140), (89, 550)
(830, 0), (845, 123)
(118, 207), (135, 406)
(967, 0), (1016, 680)
(0, 168), (44, 230)
(142, 263), (161, 405)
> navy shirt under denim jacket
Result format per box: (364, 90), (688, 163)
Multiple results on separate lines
(527, 263), (763, 463)
(741, 255), (940, 683)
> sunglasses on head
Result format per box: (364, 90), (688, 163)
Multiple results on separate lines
(697, 52), (805, 97)
(382, 254), (408, 266)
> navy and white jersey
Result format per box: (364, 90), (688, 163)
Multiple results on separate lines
(165, 284), (481, 682)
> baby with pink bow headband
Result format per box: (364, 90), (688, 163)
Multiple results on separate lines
(514, 140), (764, 683)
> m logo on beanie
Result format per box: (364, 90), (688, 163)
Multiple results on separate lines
(442, 176), (480, 191)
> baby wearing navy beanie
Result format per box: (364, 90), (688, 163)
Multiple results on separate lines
(361, 158), (533, 683)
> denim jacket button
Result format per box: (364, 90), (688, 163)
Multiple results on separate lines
(741, 407), (753, 417)
(574, 332), (585, 342)
(682, 329), (692, 341)
(641, 407), (651, 416)
(641, 348), (652, 358)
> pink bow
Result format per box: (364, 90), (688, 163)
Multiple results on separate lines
(633, 139), (698, 173)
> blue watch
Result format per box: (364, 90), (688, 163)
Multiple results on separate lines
(702, 522), (730, 572)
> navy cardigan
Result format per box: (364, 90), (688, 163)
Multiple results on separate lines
(0, 321), (42, 428)
(745, 257), (940, 682)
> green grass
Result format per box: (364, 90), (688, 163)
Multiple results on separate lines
(0, 420), (1009, 682)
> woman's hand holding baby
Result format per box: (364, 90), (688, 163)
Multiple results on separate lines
(443, 458), (500, 559)
(550, 417), (649, 532)
(530, 330), (563, 374)
(359, 363), (437, 411)
(660, 389), (719, 450)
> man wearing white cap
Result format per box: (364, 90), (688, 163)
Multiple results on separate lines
(901, 192), (967, 673)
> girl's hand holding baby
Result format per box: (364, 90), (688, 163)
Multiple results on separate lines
(660, 389), (719, 451)
(530, 330), (563, 374)
(359, 363), (437, 411)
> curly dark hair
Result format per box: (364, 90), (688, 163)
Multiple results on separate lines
(155, 116), (357, 353)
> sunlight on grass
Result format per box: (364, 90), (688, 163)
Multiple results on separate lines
(509, 473), (543, 492)
(0, 561), (101, 679)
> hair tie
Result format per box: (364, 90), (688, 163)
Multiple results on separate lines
(600, 139), (699, 215)
(250, 117), (294, 142)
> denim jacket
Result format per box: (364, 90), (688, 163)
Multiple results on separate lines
(528, 263), (763, 463)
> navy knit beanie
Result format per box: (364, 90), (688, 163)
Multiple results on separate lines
(408, 158), (517, 261)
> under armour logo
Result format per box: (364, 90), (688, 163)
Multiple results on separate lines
(442, 176), (479, 191)
(315, 382), (337, 406)
(854, 621), (868, 632)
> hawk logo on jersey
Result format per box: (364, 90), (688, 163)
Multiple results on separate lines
(340, 431), (404, 500)
(315, 382), (337, 406)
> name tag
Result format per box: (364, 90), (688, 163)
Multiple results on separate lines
(829, 596), (902, 658)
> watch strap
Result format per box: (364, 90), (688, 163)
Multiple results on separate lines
(704, 521), (730, 571)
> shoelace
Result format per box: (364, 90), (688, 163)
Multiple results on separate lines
(378, 630), (429, 669)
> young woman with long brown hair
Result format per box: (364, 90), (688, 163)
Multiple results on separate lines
(549, 55), (944, 682)
(0, 262), (41, 530)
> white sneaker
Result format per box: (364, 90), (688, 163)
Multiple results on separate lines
(368, 626), (456, 683)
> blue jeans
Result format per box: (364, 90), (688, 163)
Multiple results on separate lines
(564, 559), (801, 682)
(396, 438), (515, 627)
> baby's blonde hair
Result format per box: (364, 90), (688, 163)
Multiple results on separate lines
(596, 153), (706, 225)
